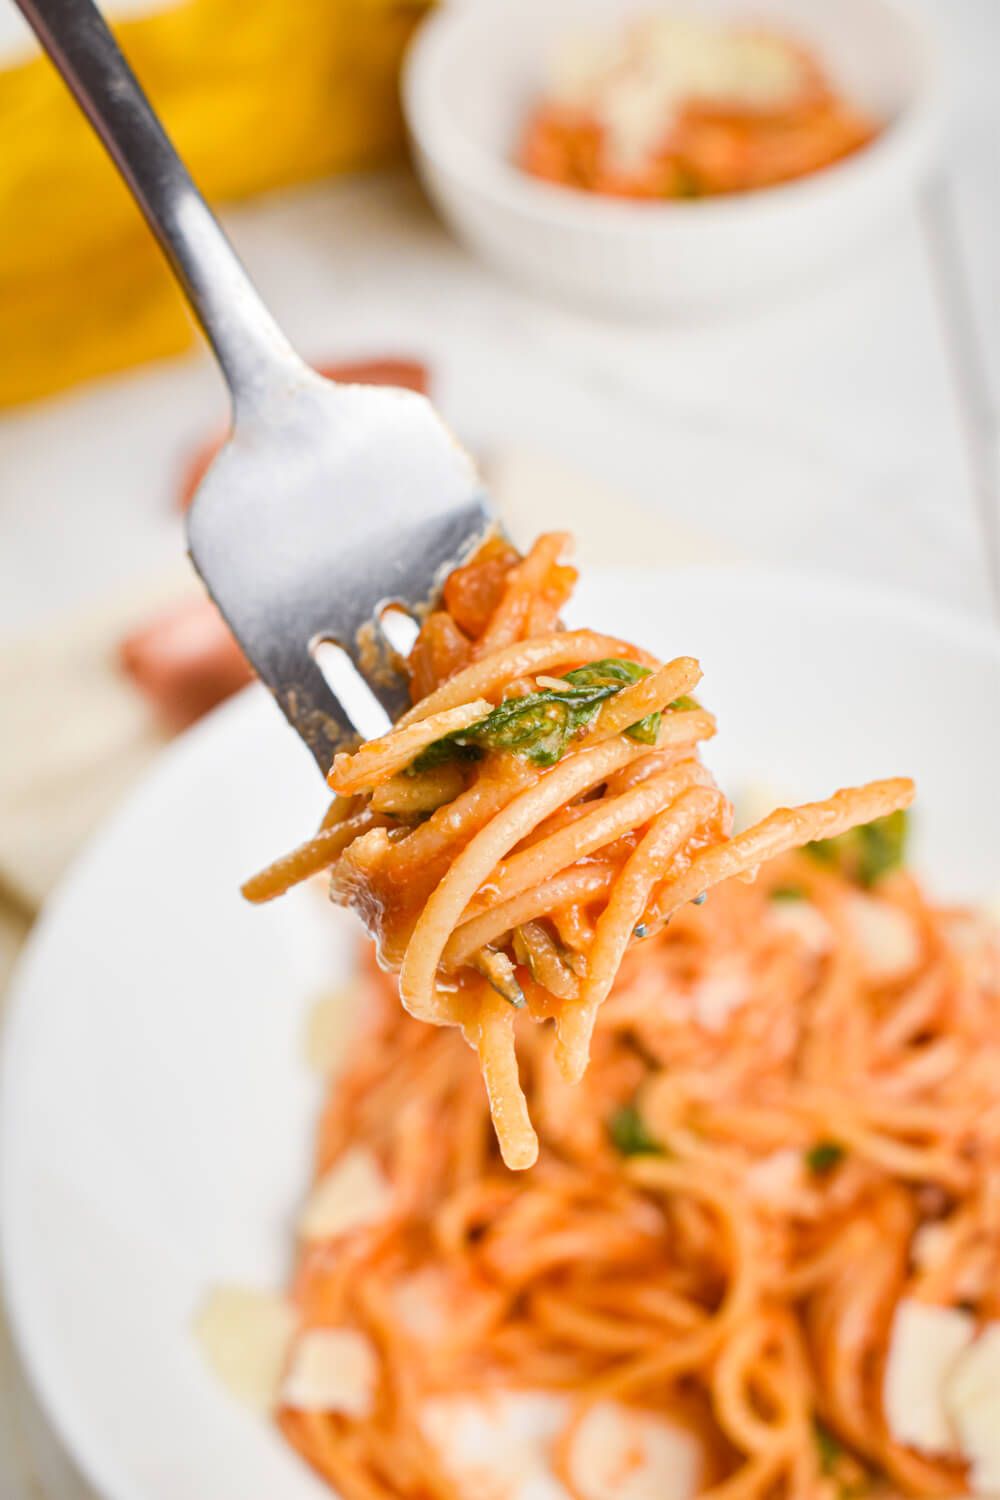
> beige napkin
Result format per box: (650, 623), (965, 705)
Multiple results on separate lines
(0, 565), (199, 906)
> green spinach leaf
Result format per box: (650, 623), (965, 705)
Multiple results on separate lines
(412, 681), (617, 772)
(411, 657), (690, 772)
(807, 809), (909, 888)
(805, 1140), (845, 1176)
(770, 885), (806, 902)
(608, 1104), (665, 1157)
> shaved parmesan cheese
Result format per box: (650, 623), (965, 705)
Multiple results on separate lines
(599, 71), (675, 174)
(636, 17), (805, 108)
(549, 27), (626, 107)
(304, 985), (364, 1076)
(735, 782), (787, 832)
(844, 895), (920, 985)
(568, 1401), (706, 1500)
(393, 1266), (505, 1362)
(548, 17), (807, 173)
(298, 1147), (392, 1243)
(688, 960), (750, 1031)
(883, 1300), (975, 1456)
(280, 1327), (377, 1416)
(769, 900), (833, 956)
(744, 1149), (806, 1210)
(422, 1389), (571, 1500)
(910, 1220), (955, 1274)
(944, 1324), (1000, 1494)
(194, 1285), (294, 1412)
(393, 1267), (452, 1343)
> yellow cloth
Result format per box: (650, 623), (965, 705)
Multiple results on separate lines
(0, 0), (429, 407)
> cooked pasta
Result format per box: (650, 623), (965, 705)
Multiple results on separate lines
(276, 850), (1000, 1499)
(518, 15), (877, 201)
(246, 533), (913, 1171)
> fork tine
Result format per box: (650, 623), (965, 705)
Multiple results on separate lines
(270, 653), (363, 773)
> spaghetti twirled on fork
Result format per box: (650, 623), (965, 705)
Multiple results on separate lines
(245, 534), (913, 1169)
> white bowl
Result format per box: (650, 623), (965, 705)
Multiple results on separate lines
(3, 566), (999, 1500)
(403, 0), (945, 313)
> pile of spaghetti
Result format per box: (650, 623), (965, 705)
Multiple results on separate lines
(518, 15), (877, 201)
(278, 845), (1000, 1499)
(246, 533), (913, 1171)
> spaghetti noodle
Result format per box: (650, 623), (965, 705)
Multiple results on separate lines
(246, 533), (913, 1171)
(277, 850), (1000, 1499)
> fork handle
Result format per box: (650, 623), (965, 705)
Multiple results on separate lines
(16, 0), (304, 412)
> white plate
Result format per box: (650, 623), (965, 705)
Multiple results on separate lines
(3, 566), (999, 1500)
(404, 0), (944, 312)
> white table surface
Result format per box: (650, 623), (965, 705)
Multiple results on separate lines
(1, 1), (998, 1494)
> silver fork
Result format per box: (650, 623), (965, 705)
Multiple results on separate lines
(18, 0), (495, 772)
